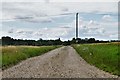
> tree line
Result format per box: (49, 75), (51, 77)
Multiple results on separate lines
(0, 36), (119, 46)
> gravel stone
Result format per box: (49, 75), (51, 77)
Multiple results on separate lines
(2, 46), (118, 78)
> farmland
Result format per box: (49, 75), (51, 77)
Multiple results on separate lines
(3, 46), (117, 78)
(1, 43), (120, 78)
(73, 43), (120, 76)
(1, 46), (59, 70)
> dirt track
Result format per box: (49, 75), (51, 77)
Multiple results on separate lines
(2, 46), (118, 78)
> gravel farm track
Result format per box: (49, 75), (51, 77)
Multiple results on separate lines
(2, 46), (118, 78)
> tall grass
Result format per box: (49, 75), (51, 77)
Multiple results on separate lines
(73, 43), (120, 76)
(1, 46), (59, 70)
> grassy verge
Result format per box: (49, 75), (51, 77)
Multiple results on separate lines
(1, 46), (59, 70)
(72, 43), (120, 76)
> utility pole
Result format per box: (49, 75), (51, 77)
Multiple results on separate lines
(76, 13), (78, 39)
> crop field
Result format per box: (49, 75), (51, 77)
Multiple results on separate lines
(1, 46), (59, 70)
(73, 43), (120, 76)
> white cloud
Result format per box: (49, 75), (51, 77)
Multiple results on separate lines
(55, 2), (117, 14)
(50, 0), (119, 2)
(88, 20), (99, 26)
(34, 27), (72, 39)
(2, 0), (49, 2)
(1, 2), (118, 23)
(16, 30), (33, 34)
(5, 26), (72, 40)
(102, 15), (113, 22)
(1, 2), (118, 40)
(2, 2), (66, 23)
(2, 16), (118, 40)
(60, 18), (107, 39)
(2, 0), (119, 2)
(65, 18), (117, 40)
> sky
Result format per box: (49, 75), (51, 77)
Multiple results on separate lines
(1, 0), (119, 41)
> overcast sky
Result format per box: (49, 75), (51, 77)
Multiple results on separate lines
(1, 0), (118, 41)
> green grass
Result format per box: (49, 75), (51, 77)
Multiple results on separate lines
(1, 46), (59, 70)
(72, 43), (120, 76)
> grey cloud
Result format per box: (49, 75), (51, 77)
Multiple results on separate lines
(45, 0), (50, 3)
(16, 30), (33, 34)
(59, 26), (71, 29)
(78, 23), (106, 38)
(14, 16), (33, 20)
(2, 2), (117, 23)
(14, 15), (53, 23)
(61, 8), (69, 12)
(8, 29), (14, 33)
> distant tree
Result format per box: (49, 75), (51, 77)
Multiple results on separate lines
(71, 38), (76, 44)
(2, 36), (13, 45)
(63, 40), (71, 46)
(77, 38), (82, 44)
(1, 36), (117, 46)
(88, 38), (95, 43)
